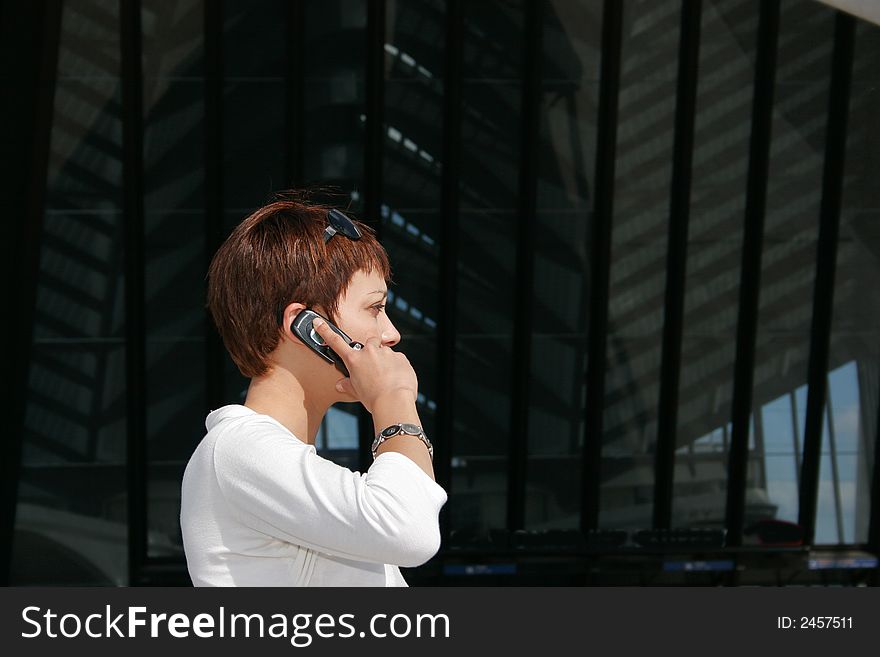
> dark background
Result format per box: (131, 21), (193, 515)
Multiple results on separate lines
(1, 0), (879, 586)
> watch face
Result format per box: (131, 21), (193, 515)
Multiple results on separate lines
(381, 425), (401, 437)
(401, 423), (421, 434)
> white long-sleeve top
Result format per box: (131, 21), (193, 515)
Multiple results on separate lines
(180, 404), (448, 586)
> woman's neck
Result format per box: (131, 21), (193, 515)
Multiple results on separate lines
(243, 367), (333, 445)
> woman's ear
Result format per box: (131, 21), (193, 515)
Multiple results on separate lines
(281, 302), (308, 337)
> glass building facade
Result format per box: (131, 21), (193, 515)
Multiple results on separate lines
(2, 0), (878, 585)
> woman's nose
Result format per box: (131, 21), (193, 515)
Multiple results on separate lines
(381, 319), (401, 347)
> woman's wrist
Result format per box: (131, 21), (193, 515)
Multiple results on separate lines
(369, 390), (433, 478)
(370, 389), (421, 435)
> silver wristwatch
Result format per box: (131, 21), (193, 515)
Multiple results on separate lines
(372, 423), (434, 461)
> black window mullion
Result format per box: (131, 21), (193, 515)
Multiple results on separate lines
(362, 0), (386, 235)
(798, 11), (856, 546)
(724, 0), (781, 548)
(204, 0), (225, 413)
(868, 386), (880, 556)
(0, 0), (62, 586)
(653, 0), (702, 530)
(436, 0), (464, 547)
(358, 0), (387, 473)
(581, 0), (623, 533)
(285, 0), (305, 186)
(506, 0), (543, 532)
(120, 0), (147, 585)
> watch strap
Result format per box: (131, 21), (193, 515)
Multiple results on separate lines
(372, 423), (434, 462)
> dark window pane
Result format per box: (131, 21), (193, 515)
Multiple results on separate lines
(746, 0), (835, 533)
(525, 0), (603, 531)
(599, 0), (680, 530)
(13, 0), (127, 585)
(302, 0), (367, 209)
(816, 18), (880, 546)
(670, 0), (756, 529)
(142, 0), (207, 559)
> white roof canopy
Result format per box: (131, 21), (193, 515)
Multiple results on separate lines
(815, 0), (880, 26)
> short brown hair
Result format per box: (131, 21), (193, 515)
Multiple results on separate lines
(206, 192), (392, 378)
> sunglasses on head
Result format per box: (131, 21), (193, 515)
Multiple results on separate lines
(323, 208), (362, 244)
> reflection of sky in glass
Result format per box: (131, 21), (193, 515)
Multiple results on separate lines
(322, 406), (359, 450)
(815, 361), (863, 544)
(765, 456), (799, 522)
(762, 389), (802, 523)
(759, 360), (865, 544)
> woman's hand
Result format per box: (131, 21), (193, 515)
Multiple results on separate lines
(312, 318), (418, 414)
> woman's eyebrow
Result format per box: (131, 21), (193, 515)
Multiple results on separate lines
(366, 289), (388, 298)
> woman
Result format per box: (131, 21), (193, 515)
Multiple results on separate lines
(180, 194), (446, 586)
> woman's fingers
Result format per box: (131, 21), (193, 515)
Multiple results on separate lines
(312, 318), (354, 363)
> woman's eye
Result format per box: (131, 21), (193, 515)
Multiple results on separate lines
(371, 304), (386, 313)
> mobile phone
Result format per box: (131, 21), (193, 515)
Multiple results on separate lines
(290, 309), (357, 377)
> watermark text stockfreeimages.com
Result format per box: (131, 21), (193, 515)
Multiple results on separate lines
(21, 605), (450, 647)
